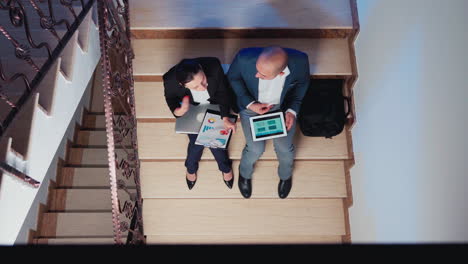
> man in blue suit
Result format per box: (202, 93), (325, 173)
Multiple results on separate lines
(227, 46), (310, 199)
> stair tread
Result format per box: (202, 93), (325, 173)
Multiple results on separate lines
(75, 130), (132, 146)
(67, 148), (128, 166)
(147, 235), (342, 244)
(140, 160), (346, 198)
(136, 122), (349, 160)
(132, 38), (352, 76)
(130, 0), (352, 29)
(50, 189), (131, 211)
(40, 212), (119, 237)
(58, 167), (136, 188)
(135, 82), (173, 119)
(82, 114), (124, 129)
(143, 198), (346, 236)
(36, 237), (115, 245)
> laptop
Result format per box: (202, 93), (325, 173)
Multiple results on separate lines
(175, 104), (220, 134)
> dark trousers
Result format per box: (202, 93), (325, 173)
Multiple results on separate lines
(185, 134), (232, 174)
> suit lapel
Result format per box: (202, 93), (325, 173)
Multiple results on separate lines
(249, 62), (260, 100)
(206, 76), (216, 100)
(280, 74), (294, 104)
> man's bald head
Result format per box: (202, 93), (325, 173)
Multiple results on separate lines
(255, 46), (288, 80)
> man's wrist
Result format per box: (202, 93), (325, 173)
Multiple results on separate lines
(246, 101), (256, 109)
(286, 109), (297, 117)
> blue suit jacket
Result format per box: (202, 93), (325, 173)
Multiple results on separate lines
(227, 47), (310, 113)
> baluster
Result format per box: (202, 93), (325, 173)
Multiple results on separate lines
(28, 0), (61, 41)
(98, 0), (144, 245)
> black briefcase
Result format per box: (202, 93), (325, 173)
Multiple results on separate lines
(298, 79), (351, 139)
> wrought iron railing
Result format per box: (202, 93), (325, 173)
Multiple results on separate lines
(0, 0), (95, 186)
(0, 0), (144, 245)
(97, 0), (145, 245)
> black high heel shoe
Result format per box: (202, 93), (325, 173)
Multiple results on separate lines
(222, 171), (234, 189)
(186, 172), (197, 190)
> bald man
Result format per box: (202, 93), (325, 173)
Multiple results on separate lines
(227, 46), (310, 199)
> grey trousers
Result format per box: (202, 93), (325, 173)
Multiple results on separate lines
(238, 106), (296, 180)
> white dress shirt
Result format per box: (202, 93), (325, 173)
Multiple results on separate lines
(246, 66), (296, 116)
(191, 89), (210, 105)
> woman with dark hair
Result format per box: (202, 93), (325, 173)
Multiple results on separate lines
(163, 57), (236, 190)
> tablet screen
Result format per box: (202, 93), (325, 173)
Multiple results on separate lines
(252, 114), (285, 139)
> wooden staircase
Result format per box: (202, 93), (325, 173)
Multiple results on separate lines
(30, 0), (359, 245)
(0, 1), (104, 245)
(131, 0), (358, 244)
(33, 67), (127, 245)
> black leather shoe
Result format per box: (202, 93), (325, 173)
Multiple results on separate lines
(238, 173), (252, 198)
(222, 171), (234, 189)
(278, 178), (292, 199)
(186, 172), (197, 190)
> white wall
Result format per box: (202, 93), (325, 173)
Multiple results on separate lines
(0, 12), (100, 245)
(14, 78), (93, 244)
(350, 0), (468, 243)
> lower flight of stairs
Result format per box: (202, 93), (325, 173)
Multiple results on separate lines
(32, 109), (127, 245)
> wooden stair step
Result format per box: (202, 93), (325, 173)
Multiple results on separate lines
(83, 114), (106, 129)
(140, 160), (346, 199)
(137, 122), (349, 160)
(146, 235), (342, 245)
(67, 148), (128, 166)
(130, 0), (353, 30)
(49, 189), (131, 211)
(143, 199), (346, 237)
(58, 167), (136, 188)
(39, 212), (117, 237)
(132, 38), (352, 77)
(135, 82), (173, 119)
(82, 114), (125, 129)
(75, 130), (132, 147)
(35, 237), (115, 245)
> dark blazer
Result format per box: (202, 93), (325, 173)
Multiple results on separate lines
(227, 47), (310, 114)
(163, 57), (232, 118)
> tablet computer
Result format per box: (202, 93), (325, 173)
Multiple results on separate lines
(249, 112), (287, 141)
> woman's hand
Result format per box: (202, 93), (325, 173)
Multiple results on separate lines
(223, 117), (237, 133)
(173, 96), (190, 117)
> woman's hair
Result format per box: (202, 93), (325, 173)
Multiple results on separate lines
(175, 59), (203, 86)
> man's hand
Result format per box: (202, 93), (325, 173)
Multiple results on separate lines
(285, 112), (295, 131)
(173, 96), (190, 117)
(248, 103), (273, 115)
(223, 117), (237, 133)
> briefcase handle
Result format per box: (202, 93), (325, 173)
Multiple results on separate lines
(344, 96), (351, 118)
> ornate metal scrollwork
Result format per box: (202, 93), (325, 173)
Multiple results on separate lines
(97, 0), (144, 245)
(0, 0), (94, 141)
